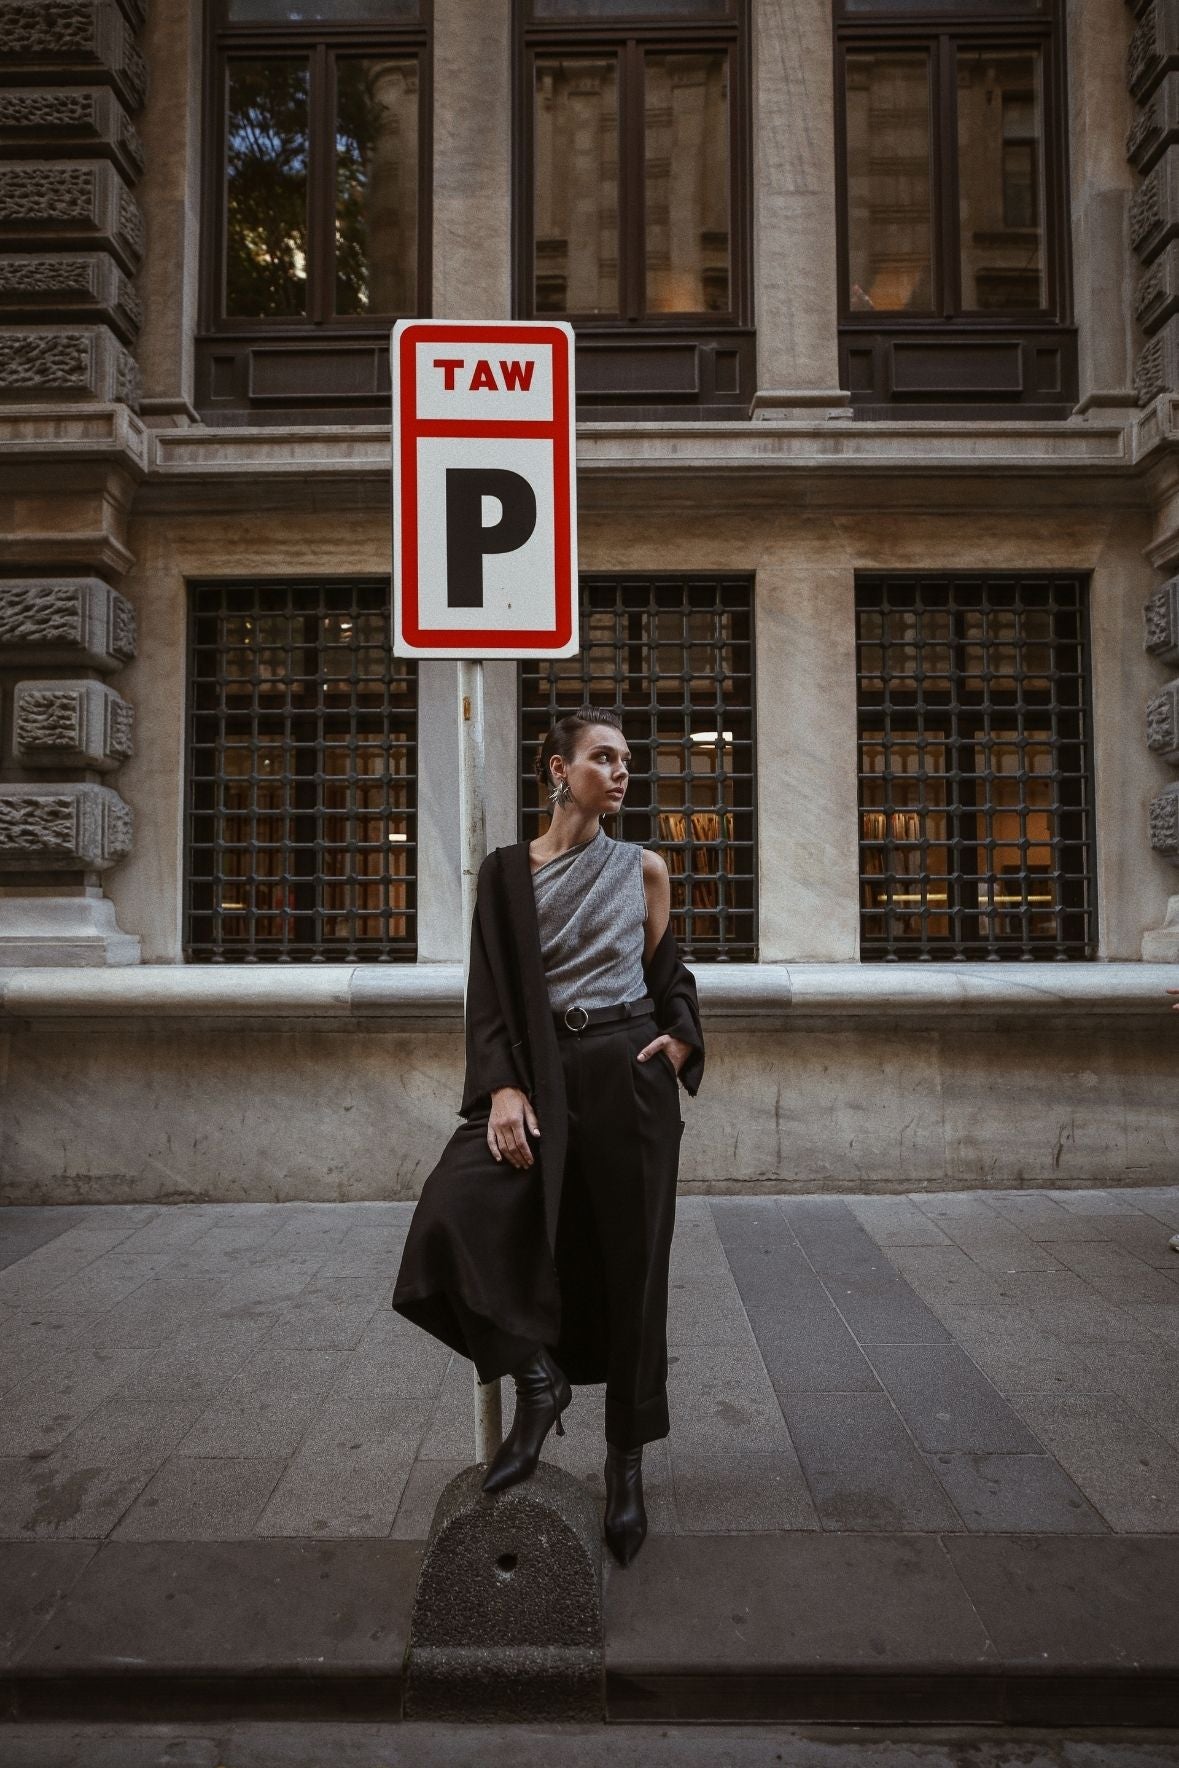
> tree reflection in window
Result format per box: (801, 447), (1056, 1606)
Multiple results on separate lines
(225, 59), (310, 318)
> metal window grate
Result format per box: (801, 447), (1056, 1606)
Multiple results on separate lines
(185, 579), (416, 962)
(520, 573), (756, 961)
(856, 572), (1096, 961)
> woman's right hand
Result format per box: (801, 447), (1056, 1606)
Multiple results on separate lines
(488, 1086), (541, 1169)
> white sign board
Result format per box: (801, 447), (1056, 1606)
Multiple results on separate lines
(391, 320), (578, 659)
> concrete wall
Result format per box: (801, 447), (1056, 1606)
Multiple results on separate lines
(1, 1014), (1174, 1204)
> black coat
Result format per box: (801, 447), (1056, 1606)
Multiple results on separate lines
(457, 837), (706, 1260)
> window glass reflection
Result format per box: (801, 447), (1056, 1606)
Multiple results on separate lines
(957, 48), (1045, 311)
(225, 59), (309, 318)
(533, 55), (620, 315)
(644, 50), (729, 314)
(335, 58), (418, 315)
(845, 51), (933, 313)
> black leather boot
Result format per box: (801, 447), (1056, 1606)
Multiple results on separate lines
(480, 1345), (572, 1495)
(603, 1441), (647, 1566)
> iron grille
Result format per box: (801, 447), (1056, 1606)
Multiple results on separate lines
(520, 574), (756, 961)
(185, 579), (416, 962)
(856, 572), (1096, 961)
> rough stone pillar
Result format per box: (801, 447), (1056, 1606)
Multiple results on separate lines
(0, 0), (147, 964)
(750, 0), (849, 420)
(1144, 575), (1179, 955)
(1127, 0), (1179, 408)
(1124, 0), (1179, 956)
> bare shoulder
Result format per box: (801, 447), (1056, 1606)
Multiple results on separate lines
(640, 845), (669, 885)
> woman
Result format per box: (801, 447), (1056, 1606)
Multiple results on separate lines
(391, 705), (705, 1566)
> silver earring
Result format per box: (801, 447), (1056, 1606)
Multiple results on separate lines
(549, 776), (571, 808)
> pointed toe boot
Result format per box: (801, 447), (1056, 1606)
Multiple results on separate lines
(603, 1441), (647, 1566)
(480, 1345), (572, 1495)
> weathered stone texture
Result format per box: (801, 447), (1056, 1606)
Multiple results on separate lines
(1135, 241), (1179, 332)
(1129, 148), (1179, 264)
(0, 86), (144, 176)
(0, 2), (147, 111)
(13, 678), (135, 770)
(1145, 577), (1179, 663)
(1128, 0), (1179, 104)
(1145, 678), (1179, 762)
(1149, 783), (1179, 862)
(0, 324), (138, 405)
(1127, 70), (1179, 172)
(0, 252), (141, 340)
(1135, 313), (1179, 402)
(0, 578), (137, 671)
(0, 159), (144, 272)
(0, 782), (133, 871)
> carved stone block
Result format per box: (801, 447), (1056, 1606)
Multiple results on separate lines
(1146, 678), (1179, 763)
(0, 86), (143, 178)
(1129, 0), (1179, 105)
(1127, 70), (1179, 174)
(1129, 146), (1179, 264)
(0, 159), (143, 273)
(0, 251), (141, 342)
(1149, 782), (1179, 863)
(0, 2), (147, 113)
(13, 678), (134, 771)
(0, 324), (138, 407)
(0, 782), (132, 872)
(1135, 314), (1179, 402)
(0, 577), (136, 671)
(1135, 241), (1179, 334)
(1145, 577), (1179, 664)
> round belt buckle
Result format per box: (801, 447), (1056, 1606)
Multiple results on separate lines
(563, 1004), (590, 1031)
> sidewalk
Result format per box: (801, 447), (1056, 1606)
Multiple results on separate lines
(2, 1187), (1178, 1725)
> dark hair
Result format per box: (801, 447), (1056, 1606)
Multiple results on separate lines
(532, 706), (625, 794)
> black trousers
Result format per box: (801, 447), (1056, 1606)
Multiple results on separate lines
(391, 1005), (685, 1450)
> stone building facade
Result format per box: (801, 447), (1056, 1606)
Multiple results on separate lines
(0, 0), (1177, 1202)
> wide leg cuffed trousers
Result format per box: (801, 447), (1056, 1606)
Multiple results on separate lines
(391, 1004), (685, 1450)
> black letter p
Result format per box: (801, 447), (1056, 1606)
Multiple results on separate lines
(445, 469), (537, 609)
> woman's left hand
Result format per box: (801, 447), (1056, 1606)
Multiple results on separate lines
(637, 1034), (692, 1076)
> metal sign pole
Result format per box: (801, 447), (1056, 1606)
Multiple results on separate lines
(457, 654), (504, 1466)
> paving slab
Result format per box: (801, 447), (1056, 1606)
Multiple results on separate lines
(2, 1193), (1179, 1726)
(12, 1540), (420, 1669)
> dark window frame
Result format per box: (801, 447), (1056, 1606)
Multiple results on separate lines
(184, 576), (418, 964)
(197, 0), (432, 423)
(514, 0), (755, 419)
(518, 571), (758, 963)
(855, 570), (1097, 962)
(833, 0), (1076, 418)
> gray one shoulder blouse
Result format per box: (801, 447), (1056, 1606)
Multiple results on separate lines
(531, 827), (648, 1014)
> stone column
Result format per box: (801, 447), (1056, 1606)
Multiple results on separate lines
(135, 0), (202, 424)
(0, 0), (147, 963)
(1068, 0), (1140, 414)
(417, 0), (515, 961)
(756, 563), (861, 961)
(750, 0), (849, 420)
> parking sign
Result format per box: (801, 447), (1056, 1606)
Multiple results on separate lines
(392, 320), (578, 659)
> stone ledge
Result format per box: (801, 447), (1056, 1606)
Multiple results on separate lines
(1, 961), (1176, 1025)
(145, 417), (1134, 483)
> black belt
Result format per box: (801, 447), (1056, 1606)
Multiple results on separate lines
(552, 995), (655, 1036)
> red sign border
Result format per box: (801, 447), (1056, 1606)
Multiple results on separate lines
(393, 321), (575, 652)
